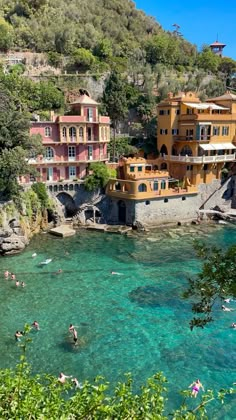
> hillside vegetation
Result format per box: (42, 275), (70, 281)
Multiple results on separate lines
(0, 0), (236, 158)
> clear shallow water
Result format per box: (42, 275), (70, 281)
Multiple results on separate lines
(0, 224), (235, 418)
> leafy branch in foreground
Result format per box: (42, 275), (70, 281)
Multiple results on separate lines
(0, 328), (235, 419)
(184, 241), (236, 330)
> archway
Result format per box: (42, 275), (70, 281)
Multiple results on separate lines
(180, 145), (193, 156)
(160, 144), (168, 156)
(118, 200), (126, 224)
(56, 192), (77, 217)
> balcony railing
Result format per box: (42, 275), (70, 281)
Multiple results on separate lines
(28, 154), (110, 164)
(173, 135), (211, 142)
(162, 154), (235, 164)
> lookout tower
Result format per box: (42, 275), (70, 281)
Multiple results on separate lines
(210, 40), (226, 57)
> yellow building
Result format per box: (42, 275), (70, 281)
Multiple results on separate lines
(106, 156), (197, 202)
(157, 91), (236, 186)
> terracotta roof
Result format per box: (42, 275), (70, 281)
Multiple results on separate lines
(210, 41), (226, 47)
(70, 94), (99, 106)
(207, 93), (236, 101)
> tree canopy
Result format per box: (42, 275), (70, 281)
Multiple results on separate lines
(184, 242), (236, 330)
(0, 87), (43, 198)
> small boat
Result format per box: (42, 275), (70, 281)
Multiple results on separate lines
(32, 253), (37, 257)
(39, 259), (52, 265)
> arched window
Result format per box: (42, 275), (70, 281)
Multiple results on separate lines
(161, 180), (166, 189)
(45, 147), (54, 159)
(138, 183), (147, 192)
(69, 127), (76, 141)
(79, 127), (83, 140)
(160, 162), (167, 170)
(160, 144), (168, 156)
(62, 127), (66, 139)
(101, 127), (104, 140)
(45, 126), (51, 137)
(104, 127), (107, 140)
(180, 145), (193, 156)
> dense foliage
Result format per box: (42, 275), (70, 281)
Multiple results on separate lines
(84, 162), (116, 191)
(0, 87), (43, 198)
(184, 242), (236, 329)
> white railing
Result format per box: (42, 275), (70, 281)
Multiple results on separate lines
(163, 154), (235, 164)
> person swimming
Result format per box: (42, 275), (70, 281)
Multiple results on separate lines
(32, 321), (40, 330)
(58, 372), (72, 384)
(111, 271), (123, 275)
(189, 379), (204, 398)
(71, 377), (82, 389)
(222, 305), (234, 312)
(15, 331), (23, 342)
(69, 324), (78, 333)
(72, 328), (78, 345)
(11, 273), (16, 280)
(4, 270), (10, 278)
(15, 281), (20, 287)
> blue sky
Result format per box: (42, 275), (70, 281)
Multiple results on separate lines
(134, 0), (236, 60)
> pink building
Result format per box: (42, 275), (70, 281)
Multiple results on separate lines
(22, 94), (110, 183)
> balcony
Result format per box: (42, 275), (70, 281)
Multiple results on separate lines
(163, 154), (235, 164)
(173, 135), (212, 142)
(28, 154), (110, 165)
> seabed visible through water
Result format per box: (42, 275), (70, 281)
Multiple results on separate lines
(0, 222), (235, 418)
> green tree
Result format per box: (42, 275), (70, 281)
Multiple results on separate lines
(184, 242), (236, 330)
(108, 136), (138, 157)
(31, 182), (49, 208)
(0, 87), (43, 198)
(102, 71), (128, 161)
(84, 162), (116, 191)
(197, 46), (220, 73)
(0, 17), (14, 51)
(70, 48), (97, 71)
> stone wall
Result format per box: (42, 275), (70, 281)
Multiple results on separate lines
(106, 180), (227, 226)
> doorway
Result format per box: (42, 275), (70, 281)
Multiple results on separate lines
(118, 200), (126, 224)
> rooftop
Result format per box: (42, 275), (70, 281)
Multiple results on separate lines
(70, 94), (99, 106)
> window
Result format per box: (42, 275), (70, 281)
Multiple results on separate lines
(172, 129), (179, 135)
(45, 126), (51, 137)
(87, 127), (92, 141)
(222, 126), (229, 136)
(88, 145), (93, 160)
(160, 129), (168, 135)
(130, 166), (135, 172)
(68, 146), (76, 160)
(187, 165), (193, 171)
(159, 109), (170, 115)
(45, 147), (54, 159)
(153, 181), (158, 191)
(138, 183), (147, 192)
(69, 127), (76, 141)
(138, 166), (142, 172)
(187, 108), (193, 115)
(87, 108), (93, 122)
(186, 129), (193, 139)
(175, 109), (180, 115)
(69, 166), (76, 179)
(161, 180), (166, 189)
(79, 127), (83, 140)
(62, 127), (66, 139)
(213, 126), (220, 136)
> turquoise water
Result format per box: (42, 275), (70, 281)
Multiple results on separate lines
(0, 224), (235, 418)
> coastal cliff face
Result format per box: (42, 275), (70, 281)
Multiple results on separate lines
(0, 187), (64, 255)
(0, 201), (48, 255)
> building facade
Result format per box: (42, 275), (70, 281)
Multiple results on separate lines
(157, 91), (236, 186)
(21, 94), (110, 183)
(106, 157), (198, 225)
